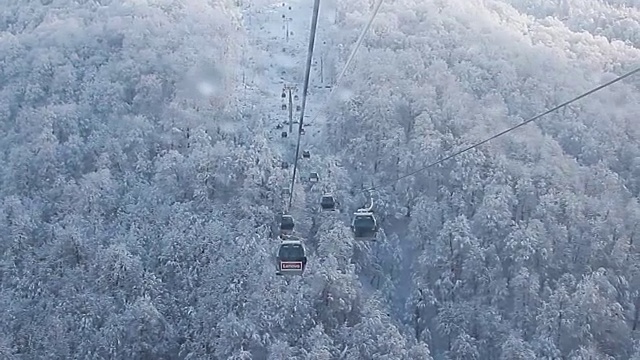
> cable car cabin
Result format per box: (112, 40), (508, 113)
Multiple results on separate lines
(296, 105), (301, 111)
(276, 240), (307, 275)
(309, 172), (319, 182)
(280, 214), (295, 235)
(282, 92), (286, 98)
(351, 211), (378, 240)
(294, 95), (299, 100)
(281, 187), (290, 196)
(281, 161), (289, 169)
(300, 128), (305, 135)
(281, 104), (287, 110)
(281, 131), (288, 138)
(320, 194), (336, 211)
(302, 150), (310, 158)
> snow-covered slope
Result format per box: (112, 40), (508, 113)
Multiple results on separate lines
(2, 0), (639, 358)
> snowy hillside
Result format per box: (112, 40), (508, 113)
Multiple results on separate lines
(0, 0), (639, 359)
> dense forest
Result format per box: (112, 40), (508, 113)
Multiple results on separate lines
(0, 0), (639, 359)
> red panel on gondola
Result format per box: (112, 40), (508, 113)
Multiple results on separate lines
(280, 261), (303, 270)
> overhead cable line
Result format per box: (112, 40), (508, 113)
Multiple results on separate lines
(287, 0), (322, 211)
(365, 66), (640, 192)
(334, 0), (385, 86)
(305, 0), (385, 127)
(286, 0), (384, 212)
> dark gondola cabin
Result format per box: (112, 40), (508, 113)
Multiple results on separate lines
(281, 131), (288, 138)
(309, 172), (319, 182)
(351, 211), (378, 240)
(302, 150), (310, 158)
(320, 195), (336, 211)
(276, 240), (307, 275)
(280, 214), (295, 235)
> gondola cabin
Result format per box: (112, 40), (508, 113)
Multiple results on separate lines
(302, 150), (310, 159)
(351, 210), (378, 240)
(309, 172), (319, 182)
(280, 214), (295, 235)
(276, 239), (307, 275)
(320, 194), (336, 211)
